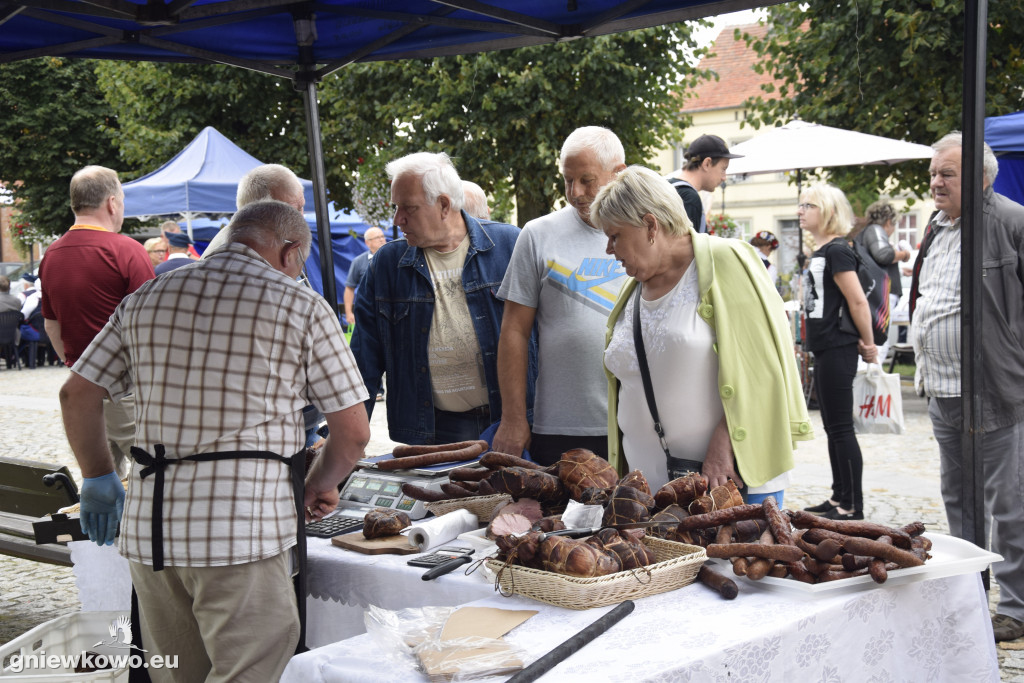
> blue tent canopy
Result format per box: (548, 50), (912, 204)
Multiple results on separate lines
(181, 203), (375, 305)
(122, 126), (316, 218)
(985, 111), (1024, 207)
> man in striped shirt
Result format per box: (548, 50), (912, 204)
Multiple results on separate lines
(910, 132), (1024, 643)
(59, 200), (370, 680)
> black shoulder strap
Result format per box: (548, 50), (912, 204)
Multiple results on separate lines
(632, 286), (672, 460)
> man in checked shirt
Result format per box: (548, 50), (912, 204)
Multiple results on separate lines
(910, 132), (1024, 643)
(59, 200), (370, 681)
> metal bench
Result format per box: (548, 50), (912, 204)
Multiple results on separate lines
(0, 456), (80, 566)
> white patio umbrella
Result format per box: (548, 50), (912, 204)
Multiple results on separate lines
(725, 120), (933, 249)
(726, 120), (934, 177)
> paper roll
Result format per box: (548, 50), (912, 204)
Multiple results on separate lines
(407, 509), (479, 551)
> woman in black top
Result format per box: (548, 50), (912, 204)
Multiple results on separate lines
(799, 184), (878, 520)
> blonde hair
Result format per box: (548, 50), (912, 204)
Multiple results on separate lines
(590, 165), (692, 237)
(801, 184), (853, 237)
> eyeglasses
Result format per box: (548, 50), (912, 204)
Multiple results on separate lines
(148, 249), (167, 254)
(797, 203), (818, 211)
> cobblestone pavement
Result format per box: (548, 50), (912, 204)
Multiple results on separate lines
(1, 366), (1022, 679)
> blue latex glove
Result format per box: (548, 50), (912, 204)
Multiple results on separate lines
(79, 471), (125, 546)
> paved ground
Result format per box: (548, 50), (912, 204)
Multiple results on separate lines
(1, 365), (1021, 679)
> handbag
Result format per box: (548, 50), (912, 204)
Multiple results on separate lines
(833, 240), (891, 346)
(852, 363), (905, 434)
(632, 287), (702, 475)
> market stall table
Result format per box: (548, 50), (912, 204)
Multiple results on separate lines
(305, 534), (497, 647)
(284, 569), (999, 682)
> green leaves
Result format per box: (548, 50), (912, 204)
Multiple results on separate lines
(742, 1), (1024, 200)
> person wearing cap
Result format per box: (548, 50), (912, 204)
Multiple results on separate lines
(668, 134), (742, 234)
(749, 230), (780, 288)
(154, 232), (196, 275)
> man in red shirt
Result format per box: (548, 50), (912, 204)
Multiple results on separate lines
(41, 165), (155, 476)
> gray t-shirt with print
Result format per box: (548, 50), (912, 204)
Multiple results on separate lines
(497, 206), (627, 435)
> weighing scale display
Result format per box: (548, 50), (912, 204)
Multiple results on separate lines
(338, 469), (445, 518)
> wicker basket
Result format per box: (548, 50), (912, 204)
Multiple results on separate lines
(484, 537), (706, 609)
(424, 493), (512, 522)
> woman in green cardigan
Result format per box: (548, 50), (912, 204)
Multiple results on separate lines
(591, 165), (813, 504)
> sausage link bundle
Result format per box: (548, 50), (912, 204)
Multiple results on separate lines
(379, 440), (487, 470)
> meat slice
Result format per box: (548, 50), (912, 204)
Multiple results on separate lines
(488, 512), (533, 538)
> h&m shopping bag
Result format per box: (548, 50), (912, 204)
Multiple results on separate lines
(853, 363), (905, 434)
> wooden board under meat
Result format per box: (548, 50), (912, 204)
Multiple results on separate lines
(331, 531), (419, 555)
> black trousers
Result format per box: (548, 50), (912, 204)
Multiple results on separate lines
(813, 343), (863, 511)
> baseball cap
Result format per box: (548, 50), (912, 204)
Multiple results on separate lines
(166, 232), (193, 247)
(685, 134), (743, 161)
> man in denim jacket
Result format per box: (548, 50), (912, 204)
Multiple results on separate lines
(352, 152), (533, 444)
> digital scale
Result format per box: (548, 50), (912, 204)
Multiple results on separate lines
(332, 453), (484, 521)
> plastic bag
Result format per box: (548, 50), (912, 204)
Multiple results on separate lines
(852, 363), (905, 434)
(363, 604), (528, 681)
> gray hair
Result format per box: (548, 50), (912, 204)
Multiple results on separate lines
(590, 165), (692, 238)
(559, 127), (626, 175)
(237, 164), (305, 210)
(801, 184), (854, 237)
(933, 131), (999, 185)
(386, 152), (464, 212)
(462, 181), (489, 220)
(70, 166), (121, 214)
(226, 200), (311, 259)
(865, 199), (897, 227)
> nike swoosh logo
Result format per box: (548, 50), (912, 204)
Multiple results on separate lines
(567, 271), (623, 291)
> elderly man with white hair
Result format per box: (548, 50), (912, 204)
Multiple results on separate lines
(492, 126), (628, 465)
(352, 152), (532, 445)
(909, 131), (1024, 643)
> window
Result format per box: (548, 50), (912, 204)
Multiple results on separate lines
(896, 214), (918, 248)
(733, 218), (752, 240)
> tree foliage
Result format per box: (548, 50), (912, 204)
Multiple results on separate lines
(741, 1), (1024, 200)
(96, 23), (709, 227)
(0, 58), (120, 241)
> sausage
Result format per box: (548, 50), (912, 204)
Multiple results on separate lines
(841, 553), (873, 572)
(869, 536), (891, 583)
(400, 482), (449, 502)
(841, 536), (924, 568)
(476, 479), (497, 496)
(479, 451), (543, 470)
(818, 567), (871, 582)
(900, 521), (927, 537)
(714, 524), (733, 546)
(440, 482), (477, 499)
(733, 518), (769, 543)
(448, 466), (491, 482)
(731, 556), (749, 576)
(455, 480), (480, 493)
(762, 497), (794, 547)
(676, 504), (765, 532)
(705, 543), (804, 563)
(698, 563), (738, 600)
(743, 528), (776, 581)
(378, 443), (485, 470)
(788, 510), (913, 549)
(392, 440), (488, 458)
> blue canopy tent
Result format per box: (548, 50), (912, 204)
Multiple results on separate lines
(985, 110), (1024, 207)
(0, 0), (995, 553)
(122, 126), (316, 228)
(182, 203), (373, 305)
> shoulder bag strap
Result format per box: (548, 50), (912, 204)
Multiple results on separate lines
(632, 285), (672, 459)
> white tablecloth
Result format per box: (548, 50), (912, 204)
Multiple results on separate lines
(284, 571), (999, 682)
(304, 536), (497, 646)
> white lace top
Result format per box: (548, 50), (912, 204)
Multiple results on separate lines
(604, 264), (722, 491)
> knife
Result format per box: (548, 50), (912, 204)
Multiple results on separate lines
(537, 521), (673, 542)
(421, 554), (474, 580)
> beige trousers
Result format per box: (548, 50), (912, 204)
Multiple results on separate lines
(103, 394), (135, 478)
(129, 553), (299, 683)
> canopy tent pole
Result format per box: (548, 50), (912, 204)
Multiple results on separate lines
(961, 0), (986, 577)
(297, 74), (339, 317)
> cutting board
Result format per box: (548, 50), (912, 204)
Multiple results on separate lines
(331, 531), (418, 555)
